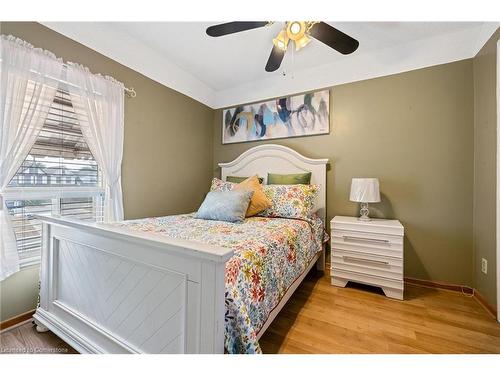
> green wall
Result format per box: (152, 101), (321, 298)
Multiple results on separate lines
(473, 28), (499, 308)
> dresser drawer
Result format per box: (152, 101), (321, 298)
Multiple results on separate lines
(332, 229), (403, 255)
(331, 239), (402, 258)
(332, 217), (404, 236)
(331, 249), (402, 280)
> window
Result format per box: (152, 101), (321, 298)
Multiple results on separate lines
(4, 87), (103, 267)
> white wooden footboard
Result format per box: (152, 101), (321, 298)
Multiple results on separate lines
(33, 215), (233, 354)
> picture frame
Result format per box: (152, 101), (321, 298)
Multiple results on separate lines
(222, 89), (330, 144)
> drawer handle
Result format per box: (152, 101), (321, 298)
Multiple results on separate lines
(342, 235), (390, 244)
(343, 256), (390, 266)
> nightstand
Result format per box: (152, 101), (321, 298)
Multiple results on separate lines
(330, 216), (404, 300)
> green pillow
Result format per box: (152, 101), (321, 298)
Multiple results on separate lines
(226, 176), (264, 184)
(267, 172), (312, 185)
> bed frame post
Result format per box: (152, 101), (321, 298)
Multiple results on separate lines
(199, 261), (227, 352)
(317, 246), (326, 271)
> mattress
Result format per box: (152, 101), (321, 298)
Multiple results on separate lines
(116, 214), (326, 353)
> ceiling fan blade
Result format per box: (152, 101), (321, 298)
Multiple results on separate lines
(265, 45), (285, 72)
(308, 22), (359, 55)
(206, 22), (269, 37)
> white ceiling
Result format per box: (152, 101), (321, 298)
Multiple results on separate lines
(42, 22), (498, 108)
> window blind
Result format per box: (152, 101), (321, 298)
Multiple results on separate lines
(6, 86), (103, 266)
(8, 89), (99, 188)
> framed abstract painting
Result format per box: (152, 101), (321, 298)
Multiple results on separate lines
(222, 89), (330, 144)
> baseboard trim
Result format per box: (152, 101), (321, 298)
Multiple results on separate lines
(404, 277), (474, 294)
(0, 309), (36, 332)
(473, 289), (497, 319)
(404, 277), (497, 320)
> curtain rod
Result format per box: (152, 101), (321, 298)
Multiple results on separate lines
(61, 63), (136, 98)
(1, 36), (136, 98)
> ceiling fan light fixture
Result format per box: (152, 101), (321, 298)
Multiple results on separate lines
(272, 29), (289, 51)
(205, 21), (359, 72)
(290, 22), (301, 34)
(286, 21), (306, 41)
(294, 34), (311, 51)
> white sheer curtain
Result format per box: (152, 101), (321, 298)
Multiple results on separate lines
(66, 64), (125, 222)
(0, 35), (63, 281)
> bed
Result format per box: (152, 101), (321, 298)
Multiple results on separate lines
(33, 144), (329, 353)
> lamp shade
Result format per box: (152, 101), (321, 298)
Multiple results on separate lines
(349, 178), (381, 203)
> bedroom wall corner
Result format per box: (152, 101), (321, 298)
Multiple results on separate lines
(212, 59), (475, 286)
(473, 27), (500, 309)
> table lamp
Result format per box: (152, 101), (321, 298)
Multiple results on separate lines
(349, 178), (381, 221)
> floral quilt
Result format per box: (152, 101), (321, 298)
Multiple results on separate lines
(115, 214), (326, 354)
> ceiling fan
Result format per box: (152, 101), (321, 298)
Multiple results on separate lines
(206, 21), (359, 72)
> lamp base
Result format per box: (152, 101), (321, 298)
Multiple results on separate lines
(358, 202), (371, 221)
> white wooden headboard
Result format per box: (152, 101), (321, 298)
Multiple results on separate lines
(218, 144), (329, 222)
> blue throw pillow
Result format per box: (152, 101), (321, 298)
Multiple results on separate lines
(194, 190), (254, 223)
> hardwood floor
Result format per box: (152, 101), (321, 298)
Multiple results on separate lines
(1, 271), (499, 354)
(259, 272), (500, 353)
(0, 321), (76, 354)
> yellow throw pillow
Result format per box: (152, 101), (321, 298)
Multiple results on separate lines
(234, 175), (272, 217)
